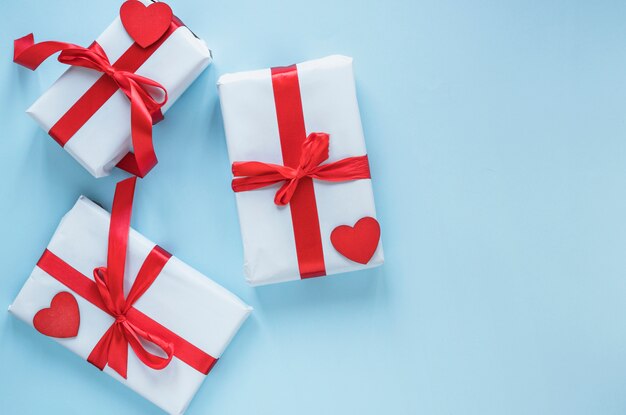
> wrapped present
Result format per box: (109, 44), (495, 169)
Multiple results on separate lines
(14, 0), (211, 178)
(218, 55), (384, 286)
(9, 178), (252, 415)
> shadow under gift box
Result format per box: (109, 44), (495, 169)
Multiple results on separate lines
(25, 0), (211, 178)
(218, 55), (384, 286)
(8, 196), (252, 415)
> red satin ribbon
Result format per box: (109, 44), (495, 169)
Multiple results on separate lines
(231, 65), (371, 278)
(36, 177), (217, 378)
(13, 18), (182, 177)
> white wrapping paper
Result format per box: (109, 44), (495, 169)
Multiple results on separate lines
(9, 196), (252, 415)
(218, 55), (384, 286)
(26, 0), (211, 177)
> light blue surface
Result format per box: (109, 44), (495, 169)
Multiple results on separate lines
(1, 0), (626, 414)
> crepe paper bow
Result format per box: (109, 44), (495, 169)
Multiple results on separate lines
(85, 177), (174, 379)
(13, 34), (168, 178)
(231, 132), (371, 205)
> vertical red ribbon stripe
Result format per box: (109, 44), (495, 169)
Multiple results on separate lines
(271, 66), (326, 279)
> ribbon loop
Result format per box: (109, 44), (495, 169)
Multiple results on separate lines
(92, 266), (121, 316)
(232, 132), (371, 205)
(124, 321), (174, 370)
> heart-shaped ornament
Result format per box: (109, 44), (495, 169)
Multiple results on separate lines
(33, 292), (80, 338)
(120, 0), (173, 48)
(330, 217), (381, 264)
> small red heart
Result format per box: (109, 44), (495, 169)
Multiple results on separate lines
(120, 0), (173, 48)
(33, 292), (80, 338)
(331, 217), (381, 264)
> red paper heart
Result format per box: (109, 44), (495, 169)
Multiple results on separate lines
(330, 217), (381, 264)
(33, 292), (80, 338)
(120, 0), (173, 48)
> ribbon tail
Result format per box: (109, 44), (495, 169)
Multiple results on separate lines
(275, 179), (299, 206)
(87, 325), (115, 371)
(118, 83), (158, 177)
(107, 325), (130, 379)
(13, 34), (80, 70)
(116, 153), (146, 177)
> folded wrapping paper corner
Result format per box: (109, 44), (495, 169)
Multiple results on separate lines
(19, 0), (212, 178)
(9, 183), (251, 415)
(218, 55), (384, 286)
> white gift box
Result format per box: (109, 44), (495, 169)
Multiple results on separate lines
(26, 0), (211, 178)
(9, 196), (252, 415)
(218, 55), (384, 286)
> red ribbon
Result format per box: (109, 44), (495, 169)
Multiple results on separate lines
(36, 177), (217, 378)
(231, 65), (371, 278)
(232, 132), (370, 206)
(13, 18), (182, 177)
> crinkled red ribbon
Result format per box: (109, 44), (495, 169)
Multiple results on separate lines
(36, 177), (217, 378)
(232, 132), (371, 205)
(13, 18), (182, 177)
(231, 65), (371, 278)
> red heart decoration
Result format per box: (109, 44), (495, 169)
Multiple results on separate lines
(120, 0), (173, 48)
(330, 217), (381, 264)
(33, 292), (80, 338)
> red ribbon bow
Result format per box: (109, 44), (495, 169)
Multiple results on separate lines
(232, 132), (371, 205)
(59, 41), (167, 122)
(85, 177), (174, 379)
(14, 34), (169, 177)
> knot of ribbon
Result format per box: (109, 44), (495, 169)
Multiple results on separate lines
(13, 34), (169, 177)
(86, 177), (174, 379)
(232, 132), (371, 205)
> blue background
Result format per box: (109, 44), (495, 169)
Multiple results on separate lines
(2, 0), (626, 414)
